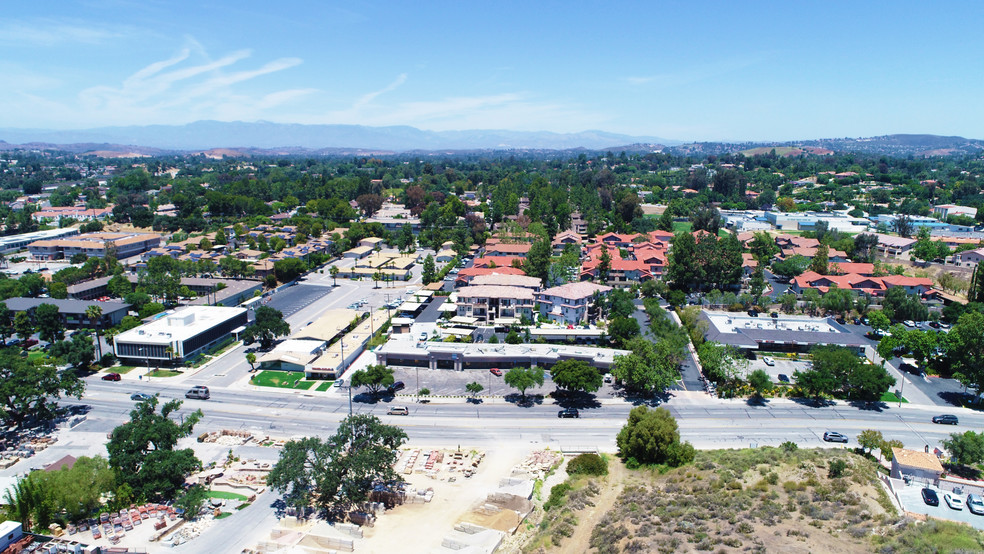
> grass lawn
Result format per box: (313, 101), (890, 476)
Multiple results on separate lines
(114, 365), (138, 374)
(215, 512), (232, 519)
(315, 381), (334, 392)
(671, 221), (693, 233)
(250, 370), (317, 390)
(27, 351), (52, 363)
(880, 391), (907, 403)
(209, 490), (249, 501)
(146, 369), (181, 378)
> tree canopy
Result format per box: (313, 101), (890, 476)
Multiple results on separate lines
(267, 414), (408, 516)
(549, 359), (602, 394)
(350, 364), (395, 396)
(503, 366), (544, 400)
(616, 406), (695, 467)
(0, 348), (84, 427)
(106, 397), (203, 501)
(244, 306), (290, 349)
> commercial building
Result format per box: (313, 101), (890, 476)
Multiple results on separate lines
(114, 306), (247, 364)
(890, 448), (944, 484)
(699, 310), (864, 354)
(28, 232), (162, 260)
(537, 282), (611, 325)
(765, 211), (869, 233)
(0, 228), (79, 254)
(2, 297), (129, 329)
(375, 342), (629, 372)
(67, 274), (262, 306)
(933, 205), (978, 220)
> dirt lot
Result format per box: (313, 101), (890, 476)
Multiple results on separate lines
(361, 445), (529, 553)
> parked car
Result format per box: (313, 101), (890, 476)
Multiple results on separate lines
(929, 321), (941, 329)
(762, 357), (775, 366)
(967, 494), (984, 515)
(22, 339), (38, 348)
(903, 320), (916, 327)
(101, 372), (121, 381)
(185, 386), (210, 400)
(945, 493), (965, 511)
(777, 374), (790, 383)
(419, 332), (428, 341)
(130, 393), (153, 401)
(932, 414), (959, 425)
(922, 487), (939, 506)
(334, 378), (345, 388)
(557, 407), (580, 418)
(387, 381), (406, 394)
(747, 310), (758, 317)
(604, 374), (613, 384)
(823, 431), (848, 443)
(489, 368), (502, 376)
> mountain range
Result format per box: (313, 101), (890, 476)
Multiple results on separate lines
(0, 121), (981, 158)
(0, 121), (677, 153)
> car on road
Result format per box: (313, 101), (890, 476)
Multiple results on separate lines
(932, 414), (959, 425)
(334, 379), (345, 388)
(777, 374), (790, 383)
(922, 487), (939, 506)
(967, 494), (984, 515)
(557, 408), (580, 418)
(489, 368), (502, 376)
(903, 320), (916, 327)
(130, 393), (153, 401)
(762, 357), (775, 366)
(945, 493), (965, 511)
(822, 431), (848, 443)
(387, 406), (409, 416)
(185, 386), (210, 400)
(101, 372), (121, 381)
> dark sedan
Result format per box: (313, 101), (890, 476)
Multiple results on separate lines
(932, 414), (959, 425)
(922, 487), (940, 506)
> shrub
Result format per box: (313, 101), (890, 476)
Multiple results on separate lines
(780, 441), (799, 453)
(568, 453), (609, 476)
(544, 482), (572, 511)
(828, 459), (848, 478)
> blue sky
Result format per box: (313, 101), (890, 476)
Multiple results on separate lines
(2, 1), (982, 141)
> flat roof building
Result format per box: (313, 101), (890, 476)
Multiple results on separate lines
(114, 306), (247, 364)
(0, 227), (79, 254)
(375, 342), (629, 372)
(28, 232), (162, 261)
(700, 310), (864, 354)
(2, 297), (129, 329)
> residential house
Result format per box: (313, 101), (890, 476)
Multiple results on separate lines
(890, 447), (944, 484)
(537, 282), (612, 325)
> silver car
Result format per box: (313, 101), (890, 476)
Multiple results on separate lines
(968, 494), (984, 515)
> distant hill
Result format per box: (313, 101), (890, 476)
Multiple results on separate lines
(0, 121), (678, 152)
(678, 134), (984, 158)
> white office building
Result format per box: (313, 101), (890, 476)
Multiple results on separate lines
(114, 306), (247, 364)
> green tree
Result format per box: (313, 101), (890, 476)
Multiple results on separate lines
(174, 484), (209, 521)
(747, 369), (772, 398)
(857, 429), (884, 457)
(31, 456), (116, 523)
(550, 359), (602, 394)
(245, 352), (256, 371)
(523, 239), (551, 283)
(50, 331), (96, 370)
(616, 406), (695, 467)
(771, 255), (810, 281)
(47, 281), (68, 299)
(612, 337), (681, 394)
(846, 363), (895, 402)
(350, 364), (395, 397)
(505, 329), (522, 344)
(597, 247), (612, 283)
(85, 305), (104, 358)
(106, 397), (203, 502)
(3, 473), (52, 532)
(809, 244), (830, 275)
(13, 311), (33, 341)
(879, 438), (904, 462)
(35, 303), (64, 343)
(794, 365), (839, 403)
(0, 303), (11, 343)
(421, 255), (436, 285)
(780, 292), (797, 313)
(503, 366), (544, 401)
(465, 381), (484, 400)
(606, 316), (640, 347)
(943, 431), (984, 466)
(268, 415), (407, 516)
(942, 312), (984, 395)
(273, 258), (308, 283)
(749, 231), (779, 262)
(107, 273), (134, 298)
(867, 310), (891, 331)
(667, 232), (701, 291)
(243, 306), (290, 349)
(329, 265), (340, 287)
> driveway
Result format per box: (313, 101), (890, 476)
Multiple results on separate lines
(895, 482), (984, 530)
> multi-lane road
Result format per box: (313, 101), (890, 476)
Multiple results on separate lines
(74, 377), (979, 454)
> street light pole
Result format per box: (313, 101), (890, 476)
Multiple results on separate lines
(416, 367), (420, 403)
(347, 384), (353, 416)
(899, 373), (905, 407)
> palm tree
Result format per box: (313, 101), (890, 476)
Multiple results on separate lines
(329, 265), (339, 287)
(85, 305), (103, 359)
(372, 270), (383, 289)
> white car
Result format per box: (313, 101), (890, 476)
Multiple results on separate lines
(762, 357), (775, 366)
(903, 320), (916, 328)
(944, 492), (965, 511)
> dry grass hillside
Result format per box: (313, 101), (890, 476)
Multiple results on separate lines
(519, 447), (984, 554)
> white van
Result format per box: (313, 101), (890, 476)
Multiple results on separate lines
(387, 406), (409, 416)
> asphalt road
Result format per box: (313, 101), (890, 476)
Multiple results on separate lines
(74, 379), (980, 454)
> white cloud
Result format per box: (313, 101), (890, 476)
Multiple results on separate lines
(0, 18), (137, 46)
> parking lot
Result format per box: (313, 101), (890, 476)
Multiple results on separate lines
(895, 482), (984, 530)
(747, 355), (814, 384)
(386, 365), (622, 401)
(263, 284), (334, 318)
